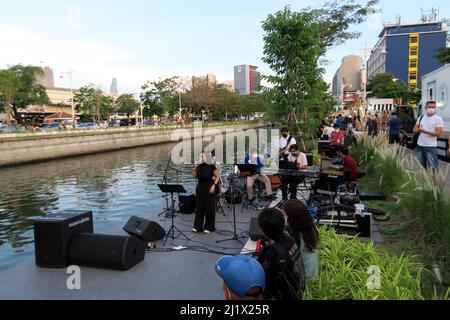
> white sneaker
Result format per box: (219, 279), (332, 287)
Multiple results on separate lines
(192, 228), (199, 233)
(203, 230), (211, 234)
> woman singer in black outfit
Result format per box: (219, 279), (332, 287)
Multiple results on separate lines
(192, 151), (220, 234)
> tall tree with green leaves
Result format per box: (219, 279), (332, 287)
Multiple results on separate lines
(2, 65), (50, 123)
(367, 73), (421, 104)
(262, 6), (325, 142)
(73, 86), (115, 120)
(141, 77), (179, 117)
(0, 70), (21, 128)
(115, 94), (139, 116)
(262, 1), (379, 147)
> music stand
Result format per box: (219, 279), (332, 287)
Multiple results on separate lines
(236, 164), (258, 175)
(216, 165), (246, 245)
(157, 184), (190, 245)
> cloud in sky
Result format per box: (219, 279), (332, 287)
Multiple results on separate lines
(0, 25), (219, 94)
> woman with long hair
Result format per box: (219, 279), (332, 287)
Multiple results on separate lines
(281, 200), (319, 279)
(192, 151), (220, 233)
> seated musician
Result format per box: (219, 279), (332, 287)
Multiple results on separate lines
(279, 127), (297, 166)
(336, 147), (365, 182)
(244, 148), (273, 208)
(281, 145), (308, 201)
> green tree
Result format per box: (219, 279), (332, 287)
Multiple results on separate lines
(115, 94), (139, 116)
(0, 70), (21, 128)
(436, 48), (450, 64)
(1, 65), (50, 123)
(141, 77), (179, 117)
(73, 86), (115, 120)
(304, 0), (380, 54)
(262, 6), (325, 142)
(367, 73), (422, 105)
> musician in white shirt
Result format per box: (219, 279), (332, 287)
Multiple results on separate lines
(279, 127), (297, 165)
(281, 145), (308, 200)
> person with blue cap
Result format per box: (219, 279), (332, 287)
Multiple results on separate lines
(215, 255), (266, 300)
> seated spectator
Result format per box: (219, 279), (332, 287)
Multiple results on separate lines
(215, 255), (265, 300)
(330, 124), (346, 147)
(257, 208), (306, 300)
(281, 200), (319, 280)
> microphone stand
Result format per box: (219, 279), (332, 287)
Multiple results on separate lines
(216, 164), (246, 245)
(158, 155), (172, 217)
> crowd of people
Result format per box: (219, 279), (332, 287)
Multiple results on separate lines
(191, 102), (445, 300)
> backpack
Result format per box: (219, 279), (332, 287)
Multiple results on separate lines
(270, 240), (306, 300)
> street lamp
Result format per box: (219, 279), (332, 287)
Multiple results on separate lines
(360, 43), (388, 114)
(60, 69), (75, 120)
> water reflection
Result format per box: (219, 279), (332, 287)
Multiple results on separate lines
(0, 143), (198, 270)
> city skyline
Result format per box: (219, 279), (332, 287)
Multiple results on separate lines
(0, 0), (449, 94)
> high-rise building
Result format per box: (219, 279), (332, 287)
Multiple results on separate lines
(234, 65), (261, 95)
(217, 80), (234, 92)
(192, 74), (216, 89)
(110, 78), (118, 94)
(35, 67), (54, 89)
(332, 55), (363, 103)
(367, 19), (448, 89)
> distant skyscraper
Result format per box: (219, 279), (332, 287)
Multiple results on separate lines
(110, 78), (118, 94)
(332, 55), (363, 102)
(35, 67), (54, 89)
(234, 65), (260, 95)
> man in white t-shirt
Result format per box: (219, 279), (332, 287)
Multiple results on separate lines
(413, 101), (444, 172)
(279, 127), (297, 164)
(281, 144), (308, 200)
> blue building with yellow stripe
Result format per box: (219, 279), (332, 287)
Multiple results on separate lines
(367, 21), (448, 90)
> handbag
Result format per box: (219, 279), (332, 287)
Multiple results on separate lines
(411, 116), (424, 149)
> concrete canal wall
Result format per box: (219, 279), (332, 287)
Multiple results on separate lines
(0, 122), (265, 167)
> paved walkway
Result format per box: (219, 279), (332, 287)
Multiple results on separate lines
(0, 179), (383, 300)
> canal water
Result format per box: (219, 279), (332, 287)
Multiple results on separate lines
(0, 143), (209, 270)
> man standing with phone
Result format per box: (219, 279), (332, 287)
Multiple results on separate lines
(414, 101), (444, 174)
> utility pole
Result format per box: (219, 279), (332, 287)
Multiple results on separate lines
(60, 70), (75, 120)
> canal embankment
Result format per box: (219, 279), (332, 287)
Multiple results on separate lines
(0, 122), (266, 167)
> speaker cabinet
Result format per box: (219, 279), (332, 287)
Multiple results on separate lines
(32, 210), (93, 268)
(123, 216), (166, 242)
(179, 194), (196, 214)
(69, 233), (145, 270)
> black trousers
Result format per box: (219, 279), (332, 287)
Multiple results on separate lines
(281, 176), (304, 200)
(194, 182), (216, 231)
(389, 135), (400, 144)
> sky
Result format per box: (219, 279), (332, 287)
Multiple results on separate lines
(0, 0), (448, 95)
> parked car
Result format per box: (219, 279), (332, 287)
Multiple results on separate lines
(38, 122), (61, 131)
(0, 124), (23, 133)
(77, 123), (100, 130)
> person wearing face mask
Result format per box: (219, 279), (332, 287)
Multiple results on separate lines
(244, 148), (273, 209)
(279, 128), (297, 164)
(330, 124), (346, 148)
(281, 145), (308, 201)
(414, 101), (444, 173)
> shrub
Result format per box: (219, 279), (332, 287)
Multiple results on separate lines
(302, 228), (449, 300)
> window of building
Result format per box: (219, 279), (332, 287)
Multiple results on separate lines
(409, 72), (418, 81)
(409, 59), (418, 69)
(410, 47), (418, 56)
(410, 36), (419, 44)
(429, 88), (434, 101)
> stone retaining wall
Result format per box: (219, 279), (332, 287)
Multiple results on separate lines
(0, 123), (265, 167)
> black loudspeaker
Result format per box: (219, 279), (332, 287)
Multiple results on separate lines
(249, 217), (264, 241)
(123, 216), (166, 242)
(179, 194), (196, 214)
(69, 233), (145, 270)
(32, 210), (93, 268)
(359, 192), (386, 201)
